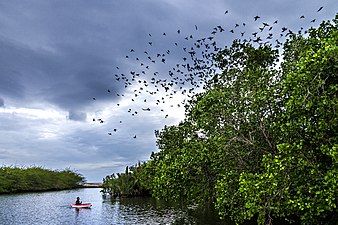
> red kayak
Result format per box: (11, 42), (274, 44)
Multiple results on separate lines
(70, 203), (92, 208)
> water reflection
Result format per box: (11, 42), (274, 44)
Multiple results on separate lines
(0, 188), (232, 225)
(106, 196), (231, 225)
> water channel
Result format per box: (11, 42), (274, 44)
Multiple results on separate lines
(0, 188), (232, 225)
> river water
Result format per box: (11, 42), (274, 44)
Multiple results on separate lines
(0, 188), (231, 225)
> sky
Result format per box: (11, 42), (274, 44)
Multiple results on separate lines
(0, 0), (337, 182)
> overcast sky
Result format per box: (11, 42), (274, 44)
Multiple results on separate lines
(0, 0), (337, 182)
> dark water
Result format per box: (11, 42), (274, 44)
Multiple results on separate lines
(0, 188), (230, 225)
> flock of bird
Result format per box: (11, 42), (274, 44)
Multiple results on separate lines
(91, 6), (325, 139)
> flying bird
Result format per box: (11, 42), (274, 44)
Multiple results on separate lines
(317, 6), (323, 12)
(99, 8), (323, 141)
(254, 15), (260, 21)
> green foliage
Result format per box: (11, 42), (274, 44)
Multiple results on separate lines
(102, 162), (151, 198)
(238, 17), (338, 224)
(104, 15), (338, 224)
(0, 166), (84, 194)
(149, 35), (284, 218)
(153, 15), (337, 224)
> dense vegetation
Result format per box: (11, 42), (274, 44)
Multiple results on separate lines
(0, 166), (85, 194)
(103, 16), (337, 224)
(102, 162), (150, 198)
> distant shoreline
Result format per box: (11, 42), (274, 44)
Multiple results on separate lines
(0, 166), (86, 195)
(80, 182), (103, 188)
(0, 186), (102, 195)
(0, 184), (103, 195)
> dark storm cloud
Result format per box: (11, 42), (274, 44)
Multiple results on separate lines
(0, 37), (30, 99)
(0, 0), (174, 111)
(0, 22), (121, 112)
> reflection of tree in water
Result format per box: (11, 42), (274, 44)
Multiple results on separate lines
(115, 197), (230, 225)
(171, 206), (236, 225)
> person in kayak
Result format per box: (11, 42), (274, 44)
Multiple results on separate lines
(75, 197), (82, 205)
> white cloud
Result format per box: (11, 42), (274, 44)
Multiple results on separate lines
(0, 106), (67, 121)
(71, 161), (126, 170)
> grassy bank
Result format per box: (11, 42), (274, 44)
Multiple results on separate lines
(0, 166), (85, 194)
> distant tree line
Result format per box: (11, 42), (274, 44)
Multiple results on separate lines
(0, 166), (85, 194)
(103, 15), (337, 225)
(102, 162), (150, 198)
